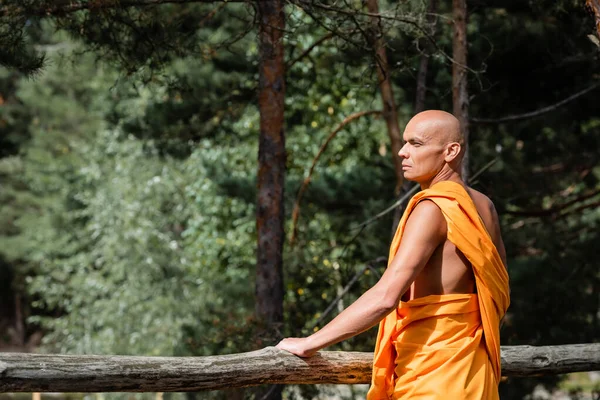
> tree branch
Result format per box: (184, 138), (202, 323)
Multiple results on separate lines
(556, 199), (600, 219)
(0, 0), (245, 18)
(290, 0), (481, 77)
(289, 110), (381, 246)
(1, 344), (599, 392)
(287, 32), (333, 68)
(504, 187), (600, 218)
(354, 158), (499, 231)
(198, 1), (228, 26)
(354, 183), (420, 231)
(308, 257), (387, 330)
(471, 81), (600, 124)
(294, 4), (365, 50)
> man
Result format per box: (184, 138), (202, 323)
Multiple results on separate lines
(276, 110), (510, 399)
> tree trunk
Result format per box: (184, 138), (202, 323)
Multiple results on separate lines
(256, 1), (286, 398)
(452, 0), (470, 181)
(13, 293), (25, 347)
(587, 0), (600, 36)
(366, 0), (404, 194)
(415, 0), (438, 114)
(2, 344), (599, 392)
(392, 0), (439, 236)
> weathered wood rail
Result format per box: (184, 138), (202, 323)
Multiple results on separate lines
(1, 344), (599, 392)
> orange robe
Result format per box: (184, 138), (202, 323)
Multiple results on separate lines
(367, 181), (510, 400)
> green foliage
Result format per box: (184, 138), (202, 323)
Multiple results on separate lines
(0, 1), (598, 399)
(0, 16), (45, 75)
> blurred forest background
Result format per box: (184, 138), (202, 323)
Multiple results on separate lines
(0, 0), (599, 399)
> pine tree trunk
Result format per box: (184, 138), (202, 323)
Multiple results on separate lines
(256, 1), (286, 399)
(366, 0), (404, 194)
(415, 0), (438, 114)
(452, 0), (470, 181)
(391, 0), (439, 236)
(587, 0), (600, 36)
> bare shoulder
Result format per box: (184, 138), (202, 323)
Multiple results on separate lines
(412, 198), (445, 220)
(405, 199), (447, 236)
(467, 187), (496, 212)
(466, 187), (499, 222)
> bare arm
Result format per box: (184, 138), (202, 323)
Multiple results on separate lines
(276, 200), (447, 357)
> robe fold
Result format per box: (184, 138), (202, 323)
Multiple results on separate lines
(367, 181), (510, 400)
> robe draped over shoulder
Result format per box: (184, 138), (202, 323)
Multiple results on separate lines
(367, 181), (510, 400)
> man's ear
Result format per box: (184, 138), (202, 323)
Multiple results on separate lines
(444, 142), (461, 162)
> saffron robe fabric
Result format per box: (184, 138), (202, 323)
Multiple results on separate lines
(367, 181), (510, 400)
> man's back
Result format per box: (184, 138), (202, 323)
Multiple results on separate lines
(466, 187), (507, 266)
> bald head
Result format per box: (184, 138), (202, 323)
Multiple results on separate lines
(405, 110), (463, 146)
(399, 110), (465, 184)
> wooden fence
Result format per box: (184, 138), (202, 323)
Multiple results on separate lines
(1, 344), (599, 392)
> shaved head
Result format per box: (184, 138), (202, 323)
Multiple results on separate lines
(405, 110), (463, 146)
(399, 110), (465, 185)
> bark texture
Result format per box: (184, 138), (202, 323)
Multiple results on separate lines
(256, 2), (286, 398)
(1, 345), (599, 392)
(255, 0), (285, 339)
(414, 0), (438, 114)
(391, 0), (439, 236)
(366, 0), (404, 194)
(452, 0), (470, 181)
(587, 0), (600, 36)
(500, 344), (600, 377)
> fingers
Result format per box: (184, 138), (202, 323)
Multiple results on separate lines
(275, 339), (297, 353)
(275, 338), (311, 357)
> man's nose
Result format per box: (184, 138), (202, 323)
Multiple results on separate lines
(398, 143), (408, 158)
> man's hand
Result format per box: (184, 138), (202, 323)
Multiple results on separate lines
(275, 337), (317, 358)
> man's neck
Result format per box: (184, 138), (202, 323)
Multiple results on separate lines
(420, 168), (463, 190)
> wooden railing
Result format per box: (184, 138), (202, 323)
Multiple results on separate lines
(1, 344), (599, 392)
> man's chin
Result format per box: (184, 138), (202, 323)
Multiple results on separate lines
(402, 172), (417, 182)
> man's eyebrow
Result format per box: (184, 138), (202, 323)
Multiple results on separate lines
(408, 135), (425, 143)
